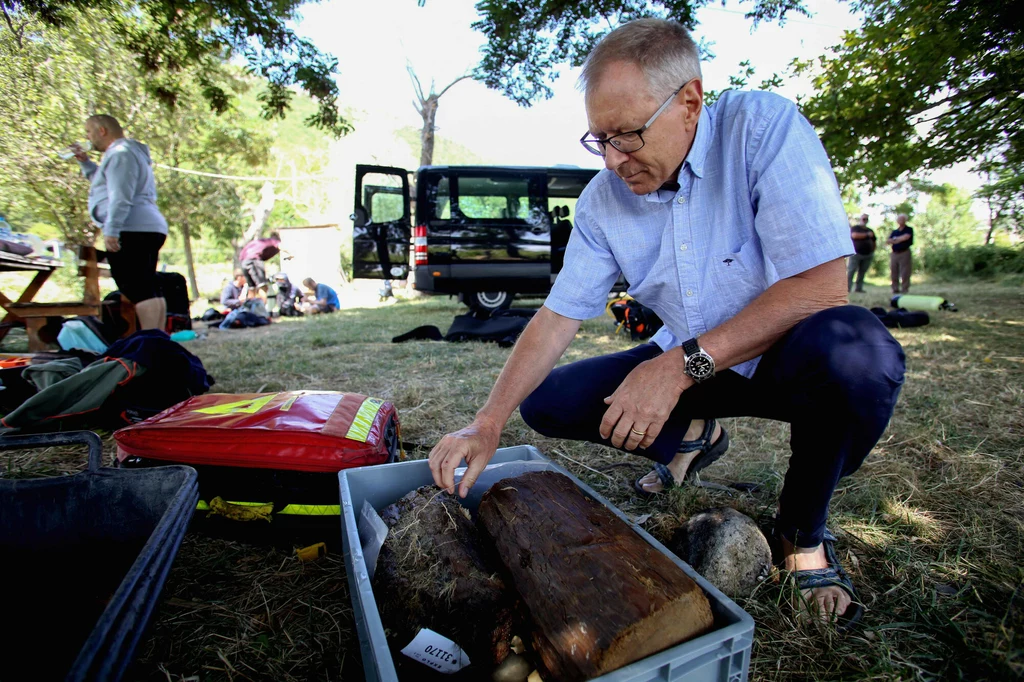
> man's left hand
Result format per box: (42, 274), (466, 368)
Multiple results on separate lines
(600, 351), (691, 451)
(104, 236), (121, 253)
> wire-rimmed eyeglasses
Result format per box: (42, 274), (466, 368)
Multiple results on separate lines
(580, 82), (688, 157)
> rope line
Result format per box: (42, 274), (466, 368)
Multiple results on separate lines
(152, 163), (339, 182)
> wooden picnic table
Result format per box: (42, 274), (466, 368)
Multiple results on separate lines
(0, 246), (102, 351)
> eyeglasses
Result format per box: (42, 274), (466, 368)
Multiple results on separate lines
(580, 81), (688, 157)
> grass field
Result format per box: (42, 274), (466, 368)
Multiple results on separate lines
(3, 275), (1023, 681)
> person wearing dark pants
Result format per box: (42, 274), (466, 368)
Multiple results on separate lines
(428, 18), (906, 629)
(519, 305), (905, 551)
(74, 114), (168, 329)
(888, 214), (914, 294)
(847, 213), (876, 292)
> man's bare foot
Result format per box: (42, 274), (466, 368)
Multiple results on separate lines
(781, 536), (853, 625)
(635, 420), (723, 494)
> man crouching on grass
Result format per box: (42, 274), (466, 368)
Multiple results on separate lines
(429, 18), (906, 629)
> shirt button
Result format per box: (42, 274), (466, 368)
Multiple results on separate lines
(679, 243), (688, 252)
(677, 196), (685, 204)
(686, 289), (694, 296)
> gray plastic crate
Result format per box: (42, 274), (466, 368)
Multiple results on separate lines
(0, 431), (199, 682)
(340, 445), (754, 682)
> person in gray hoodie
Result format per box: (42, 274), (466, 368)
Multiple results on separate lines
(73, 114), (168, 330)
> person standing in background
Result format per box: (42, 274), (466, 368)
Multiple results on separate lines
(847, 213), (876, 293)
(73, 114), (168, 330)
(887, 214), (914, 294)
(239, 231), (291, 297)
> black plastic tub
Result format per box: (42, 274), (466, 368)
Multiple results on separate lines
(0, 431), (198, 682)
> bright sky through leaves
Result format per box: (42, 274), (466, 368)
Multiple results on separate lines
(294, 0), (983, 218)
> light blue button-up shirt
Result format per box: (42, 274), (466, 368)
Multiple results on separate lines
(546, 90), (853, 377)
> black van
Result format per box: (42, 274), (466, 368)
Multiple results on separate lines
(351, 164), (600, 312)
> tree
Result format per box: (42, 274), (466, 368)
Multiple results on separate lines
(408, 65), (470, 167)
(794, 0), (1023, 193)
(975, 159), (1023, 245)
(0, 7), (272, 299)
(471, 0), (808, 106)
(151, 76), (272, 298)
(1, 0), (351, 136)
(913, 184), (982, 250)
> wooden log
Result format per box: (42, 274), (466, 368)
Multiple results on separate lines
(373, 485), (516, 677)
(477, 471), (714, 681)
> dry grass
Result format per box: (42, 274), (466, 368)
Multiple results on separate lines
(3, 275), (1023, 681)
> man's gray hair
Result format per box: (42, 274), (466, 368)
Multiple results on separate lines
(579, 18), (702, 101)
(86, 114), (123, 136)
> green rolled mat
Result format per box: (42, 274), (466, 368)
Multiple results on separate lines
(891, 294), (957, 311)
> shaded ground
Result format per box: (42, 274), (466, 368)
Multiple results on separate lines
(3, 276), (1022, 680)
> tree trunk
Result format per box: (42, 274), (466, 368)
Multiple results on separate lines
(420, 96), (438, 167)
(180, 220), (199, 301)
(242, 181), (276, 244)
(477, 471), (714, 682)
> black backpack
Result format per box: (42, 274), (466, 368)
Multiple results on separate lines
(609, 298), (664, 340)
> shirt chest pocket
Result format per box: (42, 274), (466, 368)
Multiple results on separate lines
(705, 238), (768, 318)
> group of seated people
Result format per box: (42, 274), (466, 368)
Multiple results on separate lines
(220, 270), (340, 316)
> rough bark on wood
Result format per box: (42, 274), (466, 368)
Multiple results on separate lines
(477, 471), (714, 681)
(373, 485), (515, 676)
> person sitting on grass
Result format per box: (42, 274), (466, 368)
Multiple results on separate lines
(273, 272), (304, 317)
(220, 269), (247, 310)
(301, 278), (339, 314)
(427, 18), (905, 631)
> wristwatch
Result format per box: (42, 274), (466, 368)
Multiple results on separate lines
(682, 337), (716, 383)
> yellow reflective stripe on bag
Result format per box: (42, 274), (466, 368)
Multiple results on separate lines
(345, 397), (385, 443)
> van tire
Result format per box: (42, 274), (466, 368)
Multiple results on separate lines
(463, 290), (513, 314)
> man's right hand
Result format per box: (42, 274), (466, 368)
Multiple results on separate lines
(429, 417), (502, 499)
(71, 144), (89, 162)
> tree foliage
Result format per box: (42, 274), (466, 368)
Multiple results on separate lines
(1, 0), (351, 136)
(472, 0), (808, 105)
(913, 184), (982, 250)
(795, 0), (1023, 193)
(0, 7), (271, 252)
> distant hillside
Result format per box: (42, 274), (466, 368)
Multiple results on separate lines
(394, 126), (491, 166)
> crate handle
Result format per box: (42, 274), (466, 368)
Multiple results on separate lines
(0, 430), (105, 472)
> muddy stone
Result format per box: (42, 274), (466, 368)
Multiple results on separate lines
(670, 507), (772, 598)
(373, 485), (515, 678)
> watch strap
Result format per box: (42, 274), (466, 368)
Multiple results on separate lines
(682, 337), (700, 357)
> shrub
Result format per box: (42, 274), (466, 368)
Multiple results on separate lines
(920, 245), (1024, 278)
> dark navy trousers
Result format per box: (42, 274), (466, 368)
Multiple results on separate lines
(519, 305), (906, 548)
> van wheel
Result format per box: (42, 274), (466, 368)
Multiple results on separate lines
(464, 290), (512, 314)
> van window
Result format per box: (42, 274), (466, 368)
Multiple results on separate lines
(363, 172), (405, 223)
(457, 177), (531, 220)
(434, 177), (451, 219)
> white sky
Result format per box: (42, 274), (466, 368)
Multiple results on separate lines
(294, 0), (984, 222)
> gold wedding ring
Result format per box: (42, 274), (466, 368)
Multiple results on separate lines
(630, 428), (646, 436)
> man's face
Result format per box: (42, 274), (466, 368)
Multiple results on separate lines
(860, 214), (869, 226)
(235, 275), (246, 286)
(585, 61), (702, 196)
(84, 120), (108, 152)
(897, 215), (907, 227)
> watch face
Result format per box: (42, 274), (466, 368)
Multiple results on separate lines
(687, 353), (714, 379)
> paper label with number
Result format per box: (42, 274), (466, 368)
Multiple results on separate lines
(400, 628), (471, 674)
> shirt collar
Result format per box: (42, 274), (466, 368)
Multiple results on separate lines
(645, 105), (711, 203)
(684, 105), (711, 179)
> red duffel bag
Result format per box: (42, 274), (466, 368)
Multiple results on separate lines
(114, 390), (402, 471)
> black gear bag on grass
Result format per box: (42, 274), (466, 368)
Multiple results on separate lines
(609, 298), (664, 340)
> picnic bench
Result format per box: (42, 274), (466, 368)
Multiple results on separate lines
(0, 246), (103, 351)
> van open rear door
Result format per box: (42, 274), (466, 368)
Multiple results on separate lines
(351, 165), (411, 279)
